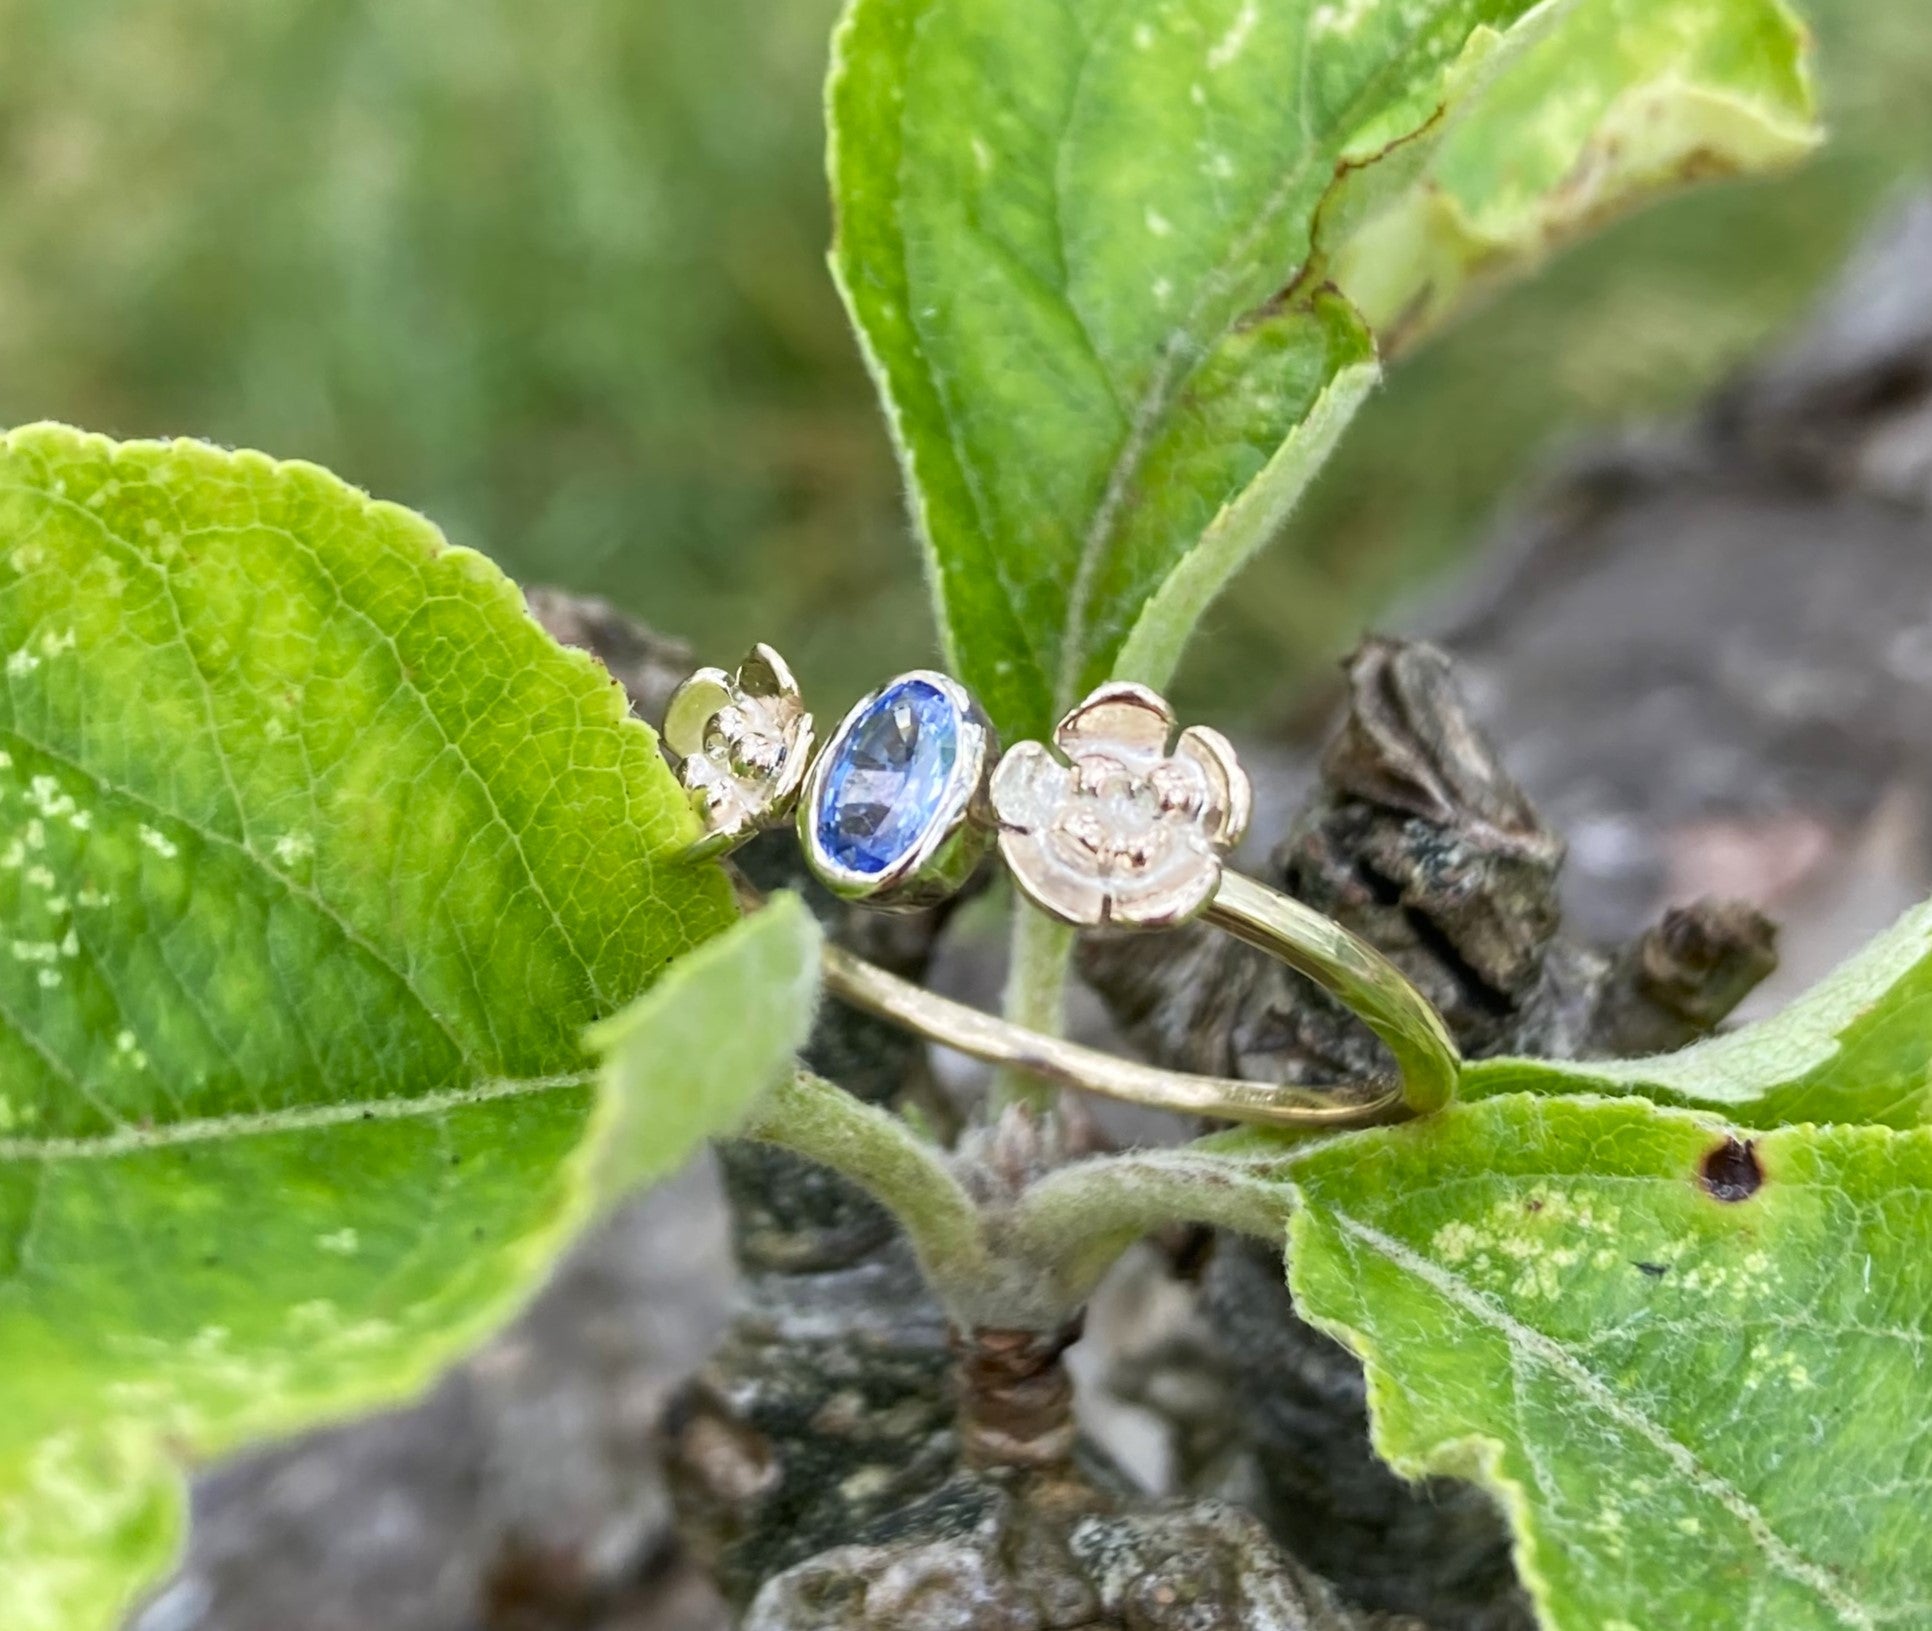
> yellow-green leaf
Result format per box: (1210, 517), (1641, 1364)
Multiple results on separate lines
(0, 425), (773, 1630)
(1464, 897), (1932, 1127)
(1289, 1096), (1930, 1631)
(830, 0), (1817, 741)
(1328, 0), (1819, 351)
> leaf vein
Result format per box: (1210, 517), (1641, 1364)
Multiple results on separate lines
(1331, 1208), (1879, 1630)
(0, 1073), (594, 1164)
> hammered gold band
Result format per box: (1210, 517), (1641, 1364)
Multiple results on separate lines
(821, 870), (1458, 1129)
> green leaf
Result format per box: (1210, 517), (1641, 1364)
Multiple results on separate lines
(829, 0), (1817, 741)
(1464, 897), (1932, 1128)
(1328, 0), (1818, 351)
(0, 424), (756, 1631)
(589, 894), (823, 1202)
(1288, 1095), (1932, 1631)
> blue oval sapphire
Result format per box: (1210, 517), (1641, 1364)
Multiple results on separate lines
(814, 678), (960, 875)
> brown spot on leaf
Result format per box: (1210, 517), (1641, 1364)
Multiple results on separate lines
(1700, 1137), (1763, 1203)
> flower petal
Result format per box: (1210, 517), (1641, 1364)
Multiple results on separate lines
(662, 668), (736, 758)
(1054, 681), (1175, 756)
(1176, 724), (1251, 850)
(738, 642), (801, 700)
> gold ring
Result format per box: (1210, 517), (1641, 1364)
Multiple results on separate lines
(664, 648), (1459, 1127)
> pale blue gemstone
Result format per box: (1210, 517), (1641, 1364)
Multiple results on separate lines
(815, 678), (959, 875)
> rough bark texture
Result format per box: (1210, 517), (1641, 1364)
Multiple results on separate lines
(745, 1496), (1419, 1631)
(133, 194), (1932, 1631)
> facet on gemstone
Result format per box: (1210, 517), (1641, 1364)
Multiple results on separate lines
(813, 677), (961, 876)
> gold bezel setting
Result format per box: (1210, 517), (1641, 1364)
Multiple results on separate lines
(799, 669), (998, 910)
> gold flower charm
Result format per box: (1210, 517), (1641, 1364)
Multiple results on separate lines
(990, 682), (1251, 928)
(663, 644), (815, 856)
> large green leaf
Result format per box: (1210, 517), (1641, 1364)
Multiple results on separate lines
(830, 0), (1816, 740)
(1464, 898), (1932, 1127)
(1288, 1095), (1931, 1631)
(0, 424), (784, 1630)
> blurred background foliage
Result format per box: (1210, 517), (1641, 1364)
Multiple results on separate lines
(0, 0), (1926, 723)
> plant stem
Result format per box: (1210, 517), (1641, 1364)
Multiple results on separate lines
(743, 1069), (993, 1305)
(1000, 1136), (1312, 1309)
(993, 903), (1076, 1112)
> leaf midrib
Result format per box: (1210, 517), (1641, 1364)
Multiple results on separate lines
(1049, 0), (1490, 710)
(0, 1073), (595, 1164)
(1327, 1206), (1880, 1630)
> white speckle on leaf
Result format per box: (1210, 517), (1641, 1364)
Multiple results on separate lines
(10, 940), (59, 964)
(139, 824), (179, 860)
(24, 819), (45, 851)
(318, 1228), (361, 1256)
(273, 831), (315, 867)
(77, 885), (112, 908)
(24, 864), (55, 891)
(0, 749), (11, 769)
(1430, 1185), (1635, 1299)
(6, 649), (39, 677)
(1133, 21), (1155, 48)
(36, 968), (60, 989)
(1145, 207), (1173, 238)
(27, 775), (76, 821)
(1587, 1498), (1628, 1559)
(970, 135), (994, 173)
(190, 1325), (231, 1358)
(338, 1319), (398, 1348)
(1432, 1221), (1481, 1264)
(1312, 0), (1375, 36)
(1204, 149), (1235, 179)
(37, 627), (75, 657)
(1190, 82), (1206, 106)
(1151, 277), (1174, 304)
(1206, 0), (1258, 68)
(289, 1299), (339, 1332)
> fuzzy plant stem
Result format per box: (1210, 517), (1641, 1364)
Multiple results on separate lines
(743, 1068), (995, 1303)
(1001, 1137), (1309, 1310)
(993, 904), (1077, 1112)
(748, 1077), (1321, 1328)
